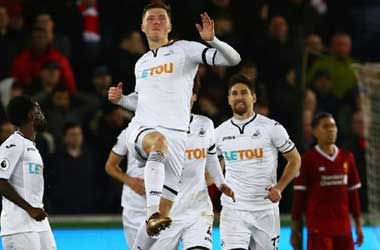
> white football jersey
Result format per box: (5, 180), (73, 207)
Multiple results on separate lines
(215, 114), (295, 211)
(0, 132), (51, 236)
(112, 128), (146, 212)
(170, 114), (214, 220)
(132, 40), (220, 131)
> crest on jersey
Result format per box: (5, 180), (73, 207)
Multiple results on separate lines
(251, 129), (261, 139)
(318, 166), (326, 172)
(343, 162), (348, 173)
(198, 128), (206, 137)
(0, 159), (10, 171)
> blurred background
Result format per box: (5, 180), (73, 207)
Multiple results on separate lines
(0, 0), (379, 249)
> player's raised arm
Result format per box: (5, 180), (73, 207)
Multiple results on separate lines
(196, 12), (241, 66)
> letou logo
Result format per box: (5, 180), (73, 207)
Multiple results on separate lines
(186, 148), (207, 160)
(224, 148), (264, 161)
(137, 62), (174, 79)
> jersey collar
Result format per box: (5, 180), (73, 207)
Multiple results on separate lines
(315, 145), (339, 162)
(230, 113), (257, 134)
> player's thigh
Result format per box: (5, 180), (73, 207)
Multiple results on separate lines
(307, 234), (333, 250)
(220, 207), (251, 250)
(123, 208), (146, 248)
(182, 215), (213, 250)
(333, 235), (354, 250)
(249, 207), (280, 250)
(150, 220), (183, 250)
(2, 232), (40, 250)
(39, 230), (57, 250)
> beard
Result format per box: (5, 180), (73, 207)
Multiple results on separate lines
(232, 101), (248, 116)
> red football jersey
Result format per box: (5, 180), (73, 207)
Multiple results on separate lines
(293, 145), (361, 236)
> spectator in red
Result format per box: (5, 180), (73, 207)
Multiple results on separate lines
(291, 112), (364, 250)
(10, 28), (76, 92)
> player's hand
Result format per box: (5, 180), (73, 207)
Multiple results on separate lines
(108, 82), (123, 104)
(195, 12), (215, 41)
(220, 184), (235, 202)
(290, 230), (301, 250)
(355, 226), (364, 246)
(27, 207), (48, 221)
(264, 185), (282, 203)
(127, 177), (145, 196)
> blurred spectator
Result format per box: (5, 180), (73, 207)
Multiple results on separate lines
(89, 103), (129, 212)
(0, 121), (15, 144)
(256, 16), (302, 89)
(46, 122), (96, 213)
(108, 30), (146, 93)
(270, 0), (324, 40)
(344, 111), (368, 212)
(0, 5), (24, 80)
(0, 78), (24, 108)
(27, 61), (63, 101)
(254, 100), (270, 116)
(238, 61), (268, 102)
(76, 0), (101, 66)
(302, 109), (314, 153)
(304, 33), (325, 68)
(270, 68), (303, 142)
(307, 32), (357, 98)
(309, 69), (340, 116)
(11, 28), (77, 92)
(304, 88), (317, 114)
(35, 13), (72, 59)
(42, 84), (92, 147)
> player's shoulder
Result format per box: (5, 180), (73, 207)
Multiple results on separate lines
(254, 114), (280, 127)
(0, 132), (24, 150)
(173, 39), (205, 51)
(192, 114), (214, 128)
(337, 147), (354, 158)
(215, 118), (233, 134)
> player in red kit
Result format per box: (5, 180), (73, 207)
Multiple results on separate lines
(291, 112), (364, 250)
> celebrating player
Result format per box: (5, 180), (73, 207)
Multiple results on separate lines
(108, 2), (240, 236)
(215, 74), (301, 250)
(0, 96), (56, 250)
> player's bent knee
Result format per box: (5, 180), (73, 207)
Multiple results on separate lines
(143, 131), (168, 154)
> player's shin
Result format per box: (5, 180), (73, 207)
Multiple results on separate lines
(144, 151), (166, 218)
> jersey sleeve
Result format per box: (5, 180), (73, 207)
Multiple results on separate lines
(214, 126), (224, 159)
(347, 152), (361, 191)
(269, 122), (295, 154)
(207, 119), (217, 155)
(177, 40), (216, 66)
(0, 136), (23, 179)
(293, 154), (311, 191)
(291, 154), (311, 219)
(112, 129), (128, 156)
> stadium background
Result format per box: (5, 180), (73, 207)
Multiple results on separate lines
(0, 0), (379, 249)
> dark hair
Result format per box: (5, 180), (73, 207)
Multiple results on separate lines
(52, 84), (69, 94)
(63, 121), (81, 134)
(311, 112), (334, 129)
(142, 2), (171, 20)
(6, 95), (36, 127)
(31, 27), (48, 34)
(228, 74), (255, 94)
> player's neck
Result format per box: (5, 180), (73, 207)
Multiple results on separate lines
(318, 144), (336, 156)
(233, 111), (255, 121)
(148, 38), (170, 50)
(18, 126), (36, 141)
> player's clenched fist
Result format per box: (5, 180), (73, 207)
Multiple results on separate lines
(27, 207), (48, 221)
(108, 82), (123, 104)
(264, 185), (282, 203)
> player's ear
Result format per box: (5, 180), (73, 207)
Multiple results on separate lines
(141, 23), (145, 33)
(252, 92), (257, 103)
